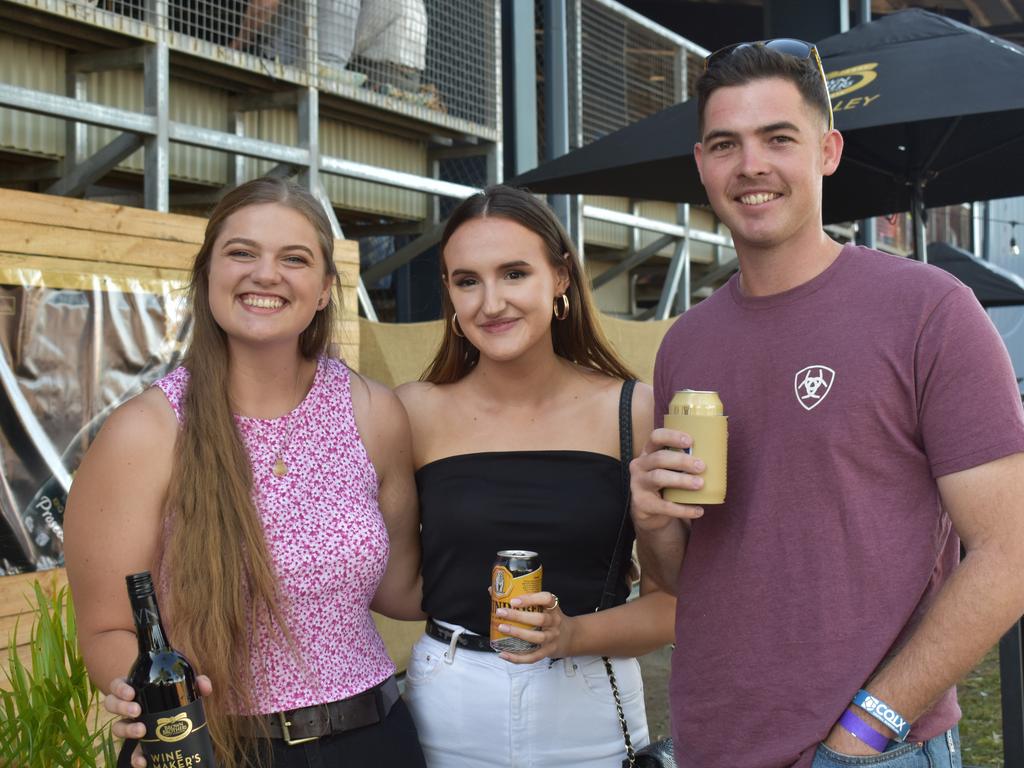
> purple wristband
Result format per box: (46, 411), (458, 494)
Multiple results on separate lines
(838, 709), (890, 753)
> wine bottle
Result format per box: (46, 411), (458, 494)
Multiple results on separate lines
(125, 571), (217, 766)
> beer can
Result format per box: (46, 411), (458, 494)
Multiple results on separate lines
(663, 389), (728, 505)
(669, 390), (724, 418)
(490, 550), (543, 654)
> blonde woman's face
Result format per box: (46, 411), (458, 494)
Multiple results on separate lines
(207, 203), (332, 353)
(444, 217), (569, 363)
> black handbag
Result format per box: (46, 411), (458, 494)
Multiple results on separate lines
(603, 380), (676, 768)
(631, 738), (677, 768)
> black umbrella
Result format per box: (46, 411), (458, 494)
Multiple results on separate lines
(514, 10), (1024, 259)
(928, 242), (1024, 308)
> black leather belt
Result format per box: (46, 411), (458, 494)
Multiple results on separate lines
(251, 676), (400, 745)
(426, 618), (495, 653)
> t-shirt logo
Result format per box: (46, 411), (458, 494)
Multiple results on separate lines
(794, 365), (836, 411)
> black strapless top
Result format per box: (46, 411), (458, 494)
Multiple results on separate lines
(417, 450), (630, 636)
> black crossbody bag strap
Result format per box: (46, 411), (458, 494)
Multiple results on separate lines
(598, 378), (637, 612)
(598, 379), (641, 766)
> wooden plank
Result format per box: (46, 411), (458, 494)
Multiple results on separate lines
(0, 253), (191, 291)
(0, 613), (37, 649)
(334, 239), (359, 265)
(0, 221), (198, 270)
(0, 570), (68, 621)
(0, 571), (70, 677)
(0, 188), (207, 245)
(0, 190), (361, 256)
(336, 263), (360, 288)
(0, 231), (354, 278)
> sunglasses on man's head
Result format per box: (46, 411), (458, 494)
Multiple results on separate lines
(703, 38), (835, 132)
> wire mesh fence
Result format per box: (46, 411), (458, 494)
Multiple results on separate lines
(536, 0), (703, 160)
(32, 0), (498, 130)
(579, 0), (683, 146)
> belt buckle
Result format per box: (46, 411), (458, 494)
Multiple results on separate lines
(278, 706), (325, 746)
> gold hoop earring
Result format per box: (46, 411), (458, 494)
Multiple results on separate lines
(553, 294), (570, 321)
(451, 313), (465, 338)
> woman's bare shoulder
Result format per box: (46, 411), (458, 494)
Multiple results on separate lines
(99, 386), (179, 449)
(394, 379), (441, 405)
(395, 379), (459, 422)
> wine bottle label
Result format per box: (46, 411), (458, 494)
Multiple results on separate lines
(139, 698), (217, 766)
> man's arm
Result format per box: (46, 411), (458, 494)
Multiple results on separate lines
(629, 427), (706, 593)
(824, 451), (1024, 755)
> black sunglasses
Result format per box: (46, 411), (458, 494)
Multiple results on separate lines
(704, 38), (834, 132)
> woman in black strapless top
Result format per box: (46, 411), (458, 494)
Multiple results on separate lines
(396, 185), (676, 767)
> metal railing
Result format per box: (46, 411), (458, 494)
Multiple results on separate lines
(577, 0), (705, 147)
(535, 0), (707, 157)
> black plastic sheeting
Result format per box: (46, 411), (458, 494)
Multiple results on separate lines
(0, 272), (189, 574)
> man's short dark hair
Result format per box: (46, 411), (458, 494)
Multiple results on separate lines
(696, 44), (832, 137)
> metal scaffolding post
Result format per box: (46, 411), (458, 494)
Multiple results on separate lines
(297, 86), (320, 193)
(544, 0), (572, 234)
(655, 204), (691, 320)
(143, 40), (170, 212)
(501, 0), (536, 179)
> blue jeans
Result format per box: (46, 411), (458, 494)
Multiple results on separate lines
(812, 727), (961, 767)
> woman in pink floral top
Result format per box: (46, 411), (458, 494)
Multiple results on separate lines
(65, 178), (426, 767)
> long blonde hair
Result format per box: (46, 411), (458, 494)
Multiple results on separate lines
(160, 177), (338, 765)
(423, 185), (635, 384)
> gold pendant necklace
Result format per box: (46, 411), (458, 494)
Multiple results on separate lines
(270, 364), (305, 478)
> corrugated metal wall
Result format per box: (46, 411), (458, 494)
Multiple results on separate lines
(0, 33), (64, 156)
(583, 195), (717, 264)
(0, 31), (427, 220)
(319, 121), (427, 220)
(582, 196), (680, 254)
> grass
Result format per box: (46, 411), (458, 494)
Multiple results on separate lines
(960, 646), (1004, 767)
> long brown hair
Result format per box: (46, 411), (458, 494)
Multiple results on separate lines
(161, 177), (338, 766)
(423, 184), (635, 384)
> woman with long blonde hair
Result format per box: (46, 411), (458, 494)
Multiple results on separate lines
(397, 185), (675, 767)
(65, 177), (426, 767)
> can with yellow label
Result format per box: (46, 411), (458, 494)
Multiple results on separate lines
(490, 550), (543, 653)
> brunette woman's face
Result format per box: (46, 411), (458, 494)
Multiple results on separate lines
(444, 217), (569, 363)
(207, 203), (332, 352)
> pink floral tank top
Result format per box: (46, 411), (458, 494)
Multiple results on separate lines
(154, 357), (395, 713)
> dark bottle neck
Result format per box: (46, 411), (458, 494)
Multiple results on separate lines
(129, 592), (172, 654)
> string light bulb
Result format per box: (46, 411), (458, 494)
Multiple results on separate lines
(1013, 222), (1021, 256)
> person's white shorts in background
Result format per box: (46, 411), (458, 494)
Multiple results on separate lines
(403, 628), (650, 768)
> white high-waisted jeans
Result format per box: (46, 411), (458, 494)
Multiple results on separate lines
(403, 627), (650, 768)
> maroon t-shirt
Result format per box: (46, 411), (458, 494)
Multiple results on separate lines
(654, 246), (1024, 768)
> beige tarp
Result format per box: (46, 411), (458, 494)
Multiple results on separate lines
(598, 314), (676, 384)
(358, 314), (677, 387)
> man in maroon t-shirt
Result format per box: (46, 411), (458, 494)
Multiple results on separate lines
(630, 42), (1024, 768)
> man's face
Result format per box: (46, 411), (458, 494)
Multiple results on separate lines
(694, 77), (842, 253)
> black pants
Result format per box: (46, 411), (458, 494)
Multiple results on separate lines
(255, 698), (426, 767)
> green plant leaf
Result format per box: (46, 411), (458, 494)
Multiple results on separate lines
(0, 581), (115, 767)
